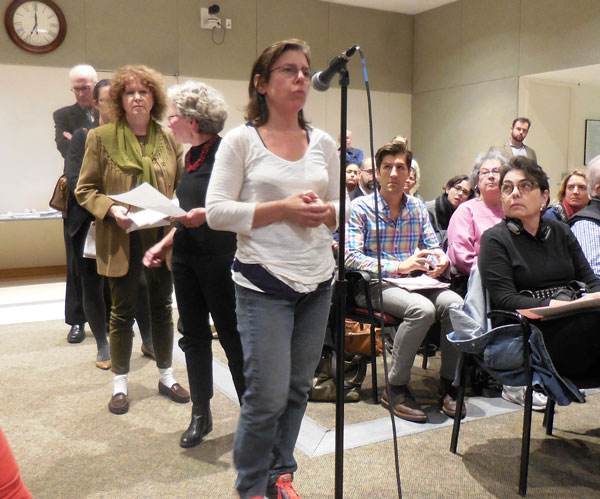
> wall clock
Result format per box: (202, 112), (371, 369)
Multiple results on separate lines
(5, 0), (66, 54)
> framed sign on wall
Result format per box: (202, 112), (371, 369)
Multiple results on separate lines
(584, 119), (600, 165)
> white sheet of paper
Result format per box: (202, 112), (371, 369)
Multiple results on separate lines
(126, 209), (171, 233)
(383, 274), (450, 291)
(109, 183), (186, 217)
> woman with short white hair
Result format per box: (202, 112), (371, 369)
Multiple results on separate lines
(144, 80), (245, 448)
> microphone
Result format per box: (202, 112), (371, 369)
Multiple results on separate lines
(311, 45), (358, 92)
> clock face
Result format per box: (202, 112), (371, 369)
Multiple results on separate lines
(5, 0), (66, 53)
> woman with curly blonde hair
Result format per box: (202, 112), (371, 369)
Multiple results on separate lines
(76, 65), (188, 415)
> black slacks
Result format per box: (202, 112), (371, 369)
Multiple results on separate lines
(63, 219), (86, 326)
(172, 250), (245, 402)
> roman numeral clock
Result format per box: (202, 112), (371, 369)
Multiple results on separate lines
(5, 0), (66, 54)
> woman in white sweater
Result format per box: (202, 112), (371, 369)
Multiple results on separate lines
(206, 39), (341, 499)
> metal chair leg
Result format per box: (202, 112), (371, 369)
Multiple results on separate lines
(518, 384), (533, 496)
(450, 352), (467, 454)
(544, 399), (556, 436)
(370, 324), (378, 403)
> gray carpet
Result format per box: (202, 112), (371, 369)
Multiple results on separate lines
(2, 319), (600, 498)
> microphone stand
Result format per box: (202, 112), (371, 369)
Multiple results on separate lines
(333, 64), (350, 499)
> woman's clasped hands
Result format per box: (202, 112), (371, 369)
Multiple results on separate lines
(284, 190), (332, 227)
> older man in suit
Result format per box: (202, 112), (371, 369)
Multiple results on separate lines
(499, 117), (537, 164)
(53, 64), (97, 343)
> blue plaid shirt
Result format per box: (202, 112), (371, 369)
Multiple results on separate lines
(571, 219), (600, 277)
(345, 191), (441, 277)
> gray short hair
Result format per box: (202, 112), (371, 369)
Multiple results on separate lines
(167, 81), (227, 135)
(587, 155), (600, 198)
(469, 148), (508, 194)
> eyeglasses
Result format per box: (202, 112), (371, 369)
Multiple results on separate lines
(479, 168), (501, 178)
(71, 86), (92, 94)
(500, 180), (539, 197)
(451, 185), (472, 196)
(271, 64), (311, 79)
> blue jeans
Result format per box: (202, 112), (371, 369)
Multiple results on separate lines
(233, 284), (332, 499)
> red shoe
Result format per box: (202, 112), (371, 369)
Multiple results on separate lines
(266, 474), (299, 499)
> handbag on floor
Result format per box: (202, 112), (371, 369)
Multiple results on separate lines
(309, 347), (367, 402)
(344, 319), (383, 356)
(49, 174), (69, 213)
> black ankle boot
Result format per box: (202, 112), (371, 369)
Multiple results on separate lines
(180, 403), (212, 448)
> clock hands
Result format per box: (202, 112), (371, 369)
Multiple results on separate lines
(30, 8), (39, 36)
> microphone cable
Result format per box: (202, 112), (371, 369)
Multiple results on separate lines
(356, 46), (403, 499)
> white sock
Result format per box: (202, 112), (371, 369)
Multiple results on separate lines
(113, 374), (128, 396)
(159, 367), (176, 387)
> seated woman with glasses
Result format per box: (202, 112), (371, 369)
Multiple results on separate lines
(426, 174), (474, 250)
(447, 149), (506, 296)
(479, 156), (600, 381)
(543, 169), (590, 223)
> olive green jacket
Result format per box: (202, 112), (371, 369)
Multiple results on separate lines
(75, 123), (183, 277)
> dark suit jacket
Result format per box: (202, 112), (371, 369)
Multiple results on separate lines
(65, 127), (94, 238)
(349, 186), (367, 201)
(53, 103), (95, 159)
(499, 139), (537, 164)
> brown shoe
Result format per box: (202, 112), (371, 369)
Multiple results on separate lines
(158, 381), (190, 403)
(108, 393), (129, 415)
(441, 394), (466, 419)
(141, 344), (156, 360)
(381, 385), (427, 423)
(95, 359), (112, 370)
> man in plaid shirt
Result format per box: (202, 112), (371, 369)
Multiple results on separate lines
(345, 142), (464, 423)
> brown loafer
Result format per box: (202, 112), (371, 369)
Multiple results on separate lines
(381, 385), (427, 423)
(108, 393), (129, 415)
(441, 394), (467, 419)
(141, 344), (156, 360)
(158, 381), (190, 403)
(95, 359), (112, 370)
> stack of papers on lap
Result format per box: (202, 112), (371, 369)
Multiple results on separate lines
(383, 275), (450, 291)
(517, 292), (600, 320)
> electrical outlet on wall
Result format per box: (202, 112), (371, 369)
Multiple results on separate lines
(225, 18), (232, 29)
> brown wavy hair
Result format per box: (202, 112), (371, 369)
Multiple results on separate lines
(245, 39), (311, 128)
(109, 65), (167, 121)
(374, 142), (413, 170)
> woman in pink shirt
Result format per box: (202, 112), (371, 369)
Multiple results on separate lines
(447, 149), (507, 294)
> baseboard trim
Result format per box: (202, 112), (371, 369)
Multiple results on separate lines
(0, 265), (67, 279)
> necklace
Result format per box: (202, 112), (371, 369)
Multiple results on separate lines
(186, 135), (218, 172)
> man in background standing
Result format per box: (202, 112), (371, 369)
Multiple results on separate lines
(53, 64), (97, 343)
(499, 117), (537, 163)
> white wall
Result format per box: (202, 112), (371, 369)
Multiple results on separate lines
(0, 64), (410, 269)
(518, 78), (571, 196)
(519, 76), (600, 199)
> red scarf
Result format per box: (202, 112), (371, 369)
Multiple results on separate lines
(185, 135), (218, 173)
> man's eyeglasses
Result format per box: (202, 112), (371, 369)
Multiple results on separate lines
(71, 86), (92, 94)
(271, 65), (311, 79)
(479, 168), (501, 178)
(500, 180), (538, 197)
(451, 185), (471, 196)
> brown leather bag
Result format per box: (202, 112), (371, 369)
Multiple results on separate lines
(49, 174), (69, 213)
(344, 319), (383, 356)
